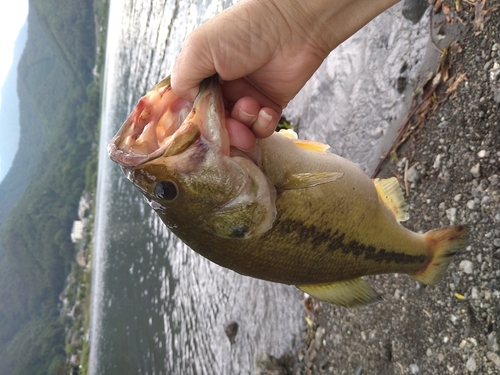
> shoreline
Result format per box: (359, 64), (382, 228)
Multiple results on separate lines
(59, 1), (110, 373)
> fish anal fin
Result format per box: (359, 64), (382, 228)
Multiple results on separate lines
(412, 225), (468, 285)
(279, 172), (343, 190)
(278, 129), (330, 152)
(373, 177), (409, 222)
(298, 278), (382, 308)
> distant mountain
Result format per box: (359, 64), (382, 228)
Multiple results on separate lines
(0, 22), (28, 183)
(0, 13), (50, 255)
(0, 0), (98, 373)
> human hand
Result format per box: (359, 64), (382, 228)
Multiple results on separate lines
(171, 0), (399, 151)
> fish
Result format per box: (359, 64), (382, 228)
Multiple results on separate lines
(108, 76), (468, 308)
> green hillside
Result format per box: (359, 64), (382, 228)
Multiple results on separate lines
(0, 0), (105, 373)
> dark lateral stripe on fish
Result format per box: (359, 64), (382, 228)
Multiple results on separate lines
(277, 219), (427, 265)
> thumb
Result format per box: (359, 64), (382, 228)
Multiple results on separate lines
(171, 32), (216, 102)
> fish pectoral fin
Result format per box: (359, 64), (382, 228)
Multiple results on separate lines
(373, 177), (409, 222)
(278, 129), (330, 152)
(279, 172), (343, 190)
(297, 278), (382, 308)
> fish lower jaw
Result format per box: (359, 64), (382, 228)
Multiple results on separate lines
(124, 122), (164, 155)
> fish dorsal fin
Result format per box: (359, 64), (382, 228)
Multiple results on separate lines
(278, 129), (330, 152)
(298, 278), (382, 308)
(279, 172), (343, 190)
(373, 177), (409, 222)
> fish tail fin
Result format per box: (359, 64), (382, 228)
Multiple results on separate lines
(411, 225), (468, 285)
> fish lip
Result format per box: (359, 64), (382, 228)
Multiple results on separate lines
(189, 75), (229, 154)
(107, 142), (165, 167)
(108, 75), (227, 168)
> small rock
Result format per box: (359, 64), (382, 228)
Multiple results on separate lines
(470, 163), (481, 178)
(402, 0), (430, 23)
(487, 352), (500, 368)
(315, 326), (326, 351)
(434, 154), (443, 169)
(471, 187), (481, 199)
(487, 279), (497, 291)
(409, 363), (420, 374)
(224, 321), (239, 344)
(459, 260), (474, 274)
(297, 349), (304, 362)
(477, 150), (489, 158)
(406, 165), (420, 184)
(494, 239), (500, 248)
(488, 332), (499, 352)
(471, 287), (479, 299)
(466, 356), (477, 372)
(485, 290), (492, 300)
(438, 353), (445, 362)
(254, 353), (287, 375)
(495, 89), (500, 103)
(394, 289), (402, 300)
(489, 174), (499, 186)
(426, 348), (433, 357)
(446, 207), (457, 222)
(466, 200), (476, 210)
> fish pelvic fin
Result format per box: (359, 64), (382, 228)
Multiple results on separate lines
(411, 225), (468, 285)
(373, 177), (409, 222)
(278, 129), (330, 152)
(297, 278), (382, 308)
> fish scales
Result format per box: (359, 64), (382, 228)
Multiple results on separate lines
(159, 138), (429, 286)
(109, 76), (468, 307)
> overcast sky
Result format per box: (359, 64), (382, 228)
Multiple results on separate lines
(0, 0), (29, 107)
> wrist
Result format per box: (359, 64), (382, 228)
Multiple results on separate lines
(266, 0), (400, 54)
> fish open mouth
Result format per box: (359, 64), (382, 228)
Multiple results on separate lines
(109, 76), (230, 169)
(108, 77), (197, 167)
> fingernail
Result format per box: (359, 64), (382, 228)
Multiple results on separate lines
(238, 108), (257, 123)
(256, 109), (273, 130)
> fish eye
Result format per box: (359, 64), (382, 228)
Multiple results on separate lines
(153, 180), (178, 201)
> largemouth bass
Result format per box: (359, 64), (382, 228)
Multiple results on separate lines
(108, 76), (467, 307)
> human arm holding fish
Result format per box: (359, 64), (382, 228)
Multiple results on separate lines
(171, 0), (400, 151)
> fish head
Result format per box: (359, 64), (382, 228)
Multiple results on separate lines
(108, 76), (276, 239)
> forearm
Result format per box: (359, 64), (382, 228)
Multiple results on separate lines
(266, 0), (400, 54)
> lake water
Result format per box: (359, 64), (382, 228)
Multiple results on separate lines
(89, 1), (431, 374)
